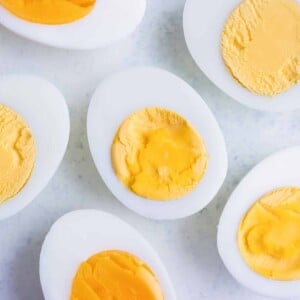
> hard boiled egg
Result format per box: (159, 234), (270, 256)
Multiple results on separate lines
(0, 75), (69, 220)
(218, 146), (300, 298)
(0, 0), (146, 49)
(183, 0), (300, 112)
(87, 67), (227, 220)
(39, 209), (176, 300)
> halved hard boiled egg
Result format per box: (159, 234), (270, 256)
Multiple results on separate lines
(0, 0), (146, 49)
(87, 67), (227, 220)
(183, 0), (300, 112)
(218, 146), (300, 298)
(0, 75), (69, 220)
(39, 209), (176, 300)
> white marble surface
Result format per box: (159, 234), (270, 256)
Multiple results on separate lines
(0, 1), (300, 299)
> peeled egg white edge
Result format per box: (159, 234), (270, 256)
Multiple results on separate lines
(87, 66), (228, 220)
(217, 146), (300, 298)
(0, 75), (70, 220)
(0, 0), (146, 49)
(183, 0), (300, 112)
(39, 209), (176, 300)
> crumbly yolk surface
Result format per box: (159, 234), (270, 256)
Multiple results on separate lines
(70, 250), (164, 300)
(111, 107), (207, 201)
(238, 187), (300, 280)
(0, 0), (95, 24)
(0, 104), (35, 203)
(221, 0), (300, 96)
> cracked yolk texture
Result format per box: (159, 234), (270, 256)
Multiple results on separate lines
(111, 107), (207, 201)
(0, 0), (95, 24)
(221, 0), (300, 96)
(70, 250), (164, 300)
(0, 104), (35, 203)
(238, 187), (300, 280)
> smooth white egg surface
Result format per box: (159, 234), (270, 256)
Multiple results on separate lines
(183, 0), (300, 112)
(87, 67), (228, 220)
(0, 0), (146, 49)
(217, 146), (300, 298)
(39, 209), (176, 300)
(0, 75), (69, 220)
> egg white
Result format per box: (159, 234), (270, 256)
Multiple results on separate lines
(183, 0), (300, 112)
(0, 75), (69, 220)
(217, 146), (300, 298)
(39, 209), (176, 300)
(87, 67), (227, 220)
(0, 0), (146, 49)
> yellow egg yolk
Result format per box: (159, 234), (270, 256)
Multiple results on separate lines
(111, 107), (208, 201)
(238, 187), (300, 280)
(221, 0), (300, 96)
(70, 250), (164, 300)
(0, 0), (95, 24)
(0, 104), (35, 203)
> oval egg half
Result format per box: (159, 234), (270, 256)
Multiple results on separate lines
(183, 0), (300, 112)
(218, 146), (300, 298)
(0, 0), (146, 49)
(87, 67), (227, 220)
(39, 209), (176, 300)
(0, 75), (69, 219)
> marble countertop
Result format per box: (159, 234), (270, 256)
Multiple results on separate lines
(0, 1), (300, 299)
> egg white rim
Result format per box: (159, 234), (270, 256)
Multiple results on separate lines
(87, 67), (228, 220)
(0, 75), (70, 220)
(183, 0), (300, 112)
(39, 209), (176, 300)
(217, 146), (300, 298)
(0, 0), (146, 49)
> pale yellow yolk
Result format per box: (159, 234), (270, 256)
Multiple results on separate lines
(238, 187), (300, 280)
(0, 0), (95, 24)
(222, 0), (300, 96)
(111, 107), (207, 201)
(0, 104), (35, 203)
(70, 250), (164, 300)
